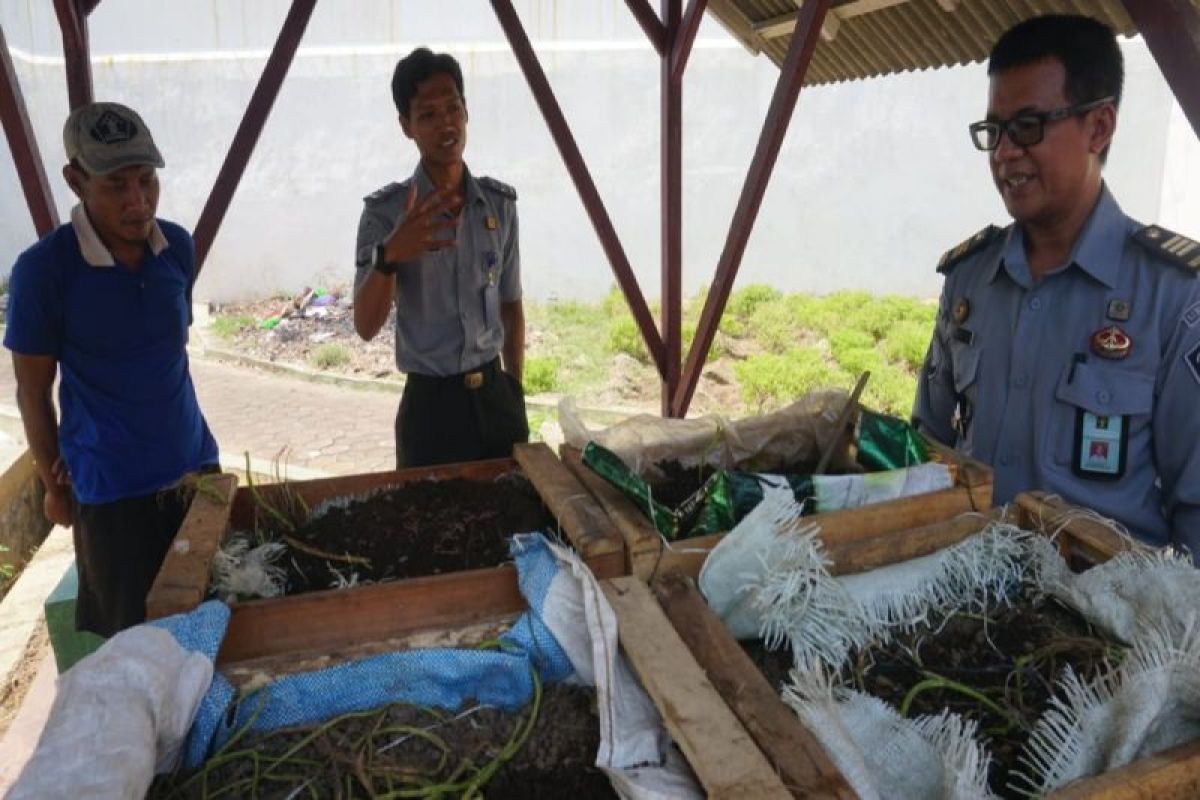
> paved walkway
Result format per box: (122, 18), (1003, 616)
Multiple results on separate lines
(0, 348), (401, 477)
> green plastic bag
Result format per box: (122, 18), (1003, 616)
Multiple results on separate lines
(856, 409), (929, 471)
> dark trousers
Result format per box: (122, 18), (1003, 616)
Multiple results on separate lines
(396, 358), (530, 469)
(73, 486), (192, 637)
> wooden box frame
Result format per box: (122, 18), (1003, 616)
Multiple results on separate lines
(560, 435), (994, 581)
(644, 491), (1200, 799)
(147, 443), (625, 668)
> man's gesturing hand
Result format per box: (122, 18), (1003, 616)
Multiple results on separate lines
(382, 184), (460, 264)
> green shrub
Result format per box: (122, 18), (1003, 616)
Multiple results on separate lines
(834, 347), (885, 379)
(735, 349), (851, 411)
(607, 316), (651, 364)
(211, 313), (254, 340)
(862, 369), (918, 418)
(881, 320), (934, 371)
(523, 356), (559, 394)
(547, 298), (606, 329)
(309, 343), (350, 369)
(827, 329), (875, 363)
(747, 298), (800, 354)
(727, 284), (782, 321)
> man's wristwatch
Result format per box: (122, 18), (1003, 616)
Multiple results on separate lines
(372, 243), (397, 276)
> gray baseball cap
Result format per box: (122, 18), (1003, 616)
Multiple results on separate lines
(63, 101), (165, 175)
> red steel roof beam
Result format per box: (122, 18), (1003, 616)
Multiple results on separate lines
(491, 0), (666, 377)
(626, 0), (668, 57)
(52, 0), (92, 110)
(192, 0), (316, 276)
(0, 24), (60, 237)
(672, 0), (830, 416)
(1122, 0), (1200, 140)
(661, 0), (683, 415)
(669, 0), (707, 85)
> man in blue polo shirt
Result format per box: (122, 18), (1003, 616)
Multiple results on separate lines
(4, 101), (218, 636)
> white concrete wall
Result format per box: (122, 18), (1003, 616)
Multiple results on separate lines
(1, 0), (1196, 303)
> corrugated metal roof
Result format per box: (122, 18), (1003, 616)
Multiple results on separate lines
(705, 0), (1140, 84)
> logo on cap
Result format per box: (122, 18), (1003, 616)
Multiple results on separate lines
(90, 110), (138, 145)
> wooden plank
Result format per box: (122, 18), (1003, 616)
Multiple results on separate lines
(560, 445), (663, 577)
(217, 563), (526, 664)
(221, 613), (518, 687)
(514, 442), (623, 559)
(146, 473), (238, 620)
(924, 437), (993, 490)
(602, 576), (792, 799)
(1047, 738), (1200, 799)
(652, 573), (855, 799)
(1014, 491), (1144, 567)
(230, 457), (516, 529)
(824, 508), (1000, 576)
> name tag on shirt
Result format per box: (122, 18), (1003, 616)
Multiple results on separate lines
(1073, 410), (1127, 480)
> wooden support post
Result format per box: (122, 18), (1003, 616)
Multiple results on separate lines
(192, 0), (316, 276)
(0, 24), (60, 237)
(492, 0), (666, 377)
(673, 0), (832, 415)
(1122, 0), (1200, 140)
(52, 0), (92, 110)
(602, 576), (793, 798)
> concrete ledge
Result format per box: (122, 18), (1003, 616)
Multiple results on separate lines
(0, 526), (73, 691)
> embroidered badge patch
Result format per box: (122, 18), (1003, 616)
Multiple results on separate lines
(1187, 342), (1200, 386)
(1184, 301), (1200, 329)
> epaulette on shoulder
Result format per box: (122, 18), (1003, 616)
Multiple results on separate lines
(478, 176), (517, 201)
(937, 225), (1004, 274)
(1133, 225), (1200, 273)
(363, 181), (406, 205)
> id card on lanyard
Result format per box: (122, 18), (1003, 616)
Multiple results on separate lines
(1073, 410), (1128, 480)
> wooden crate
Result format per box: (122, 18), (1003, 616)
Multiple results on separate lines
(646, 491), (1200, 799)
(216, 573), (806, 799)
(560, 435), (994, 580)
(147, 443), (625, 668)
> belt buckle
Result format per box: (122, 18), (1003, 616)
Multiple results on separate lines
(464, 371), (484, 390)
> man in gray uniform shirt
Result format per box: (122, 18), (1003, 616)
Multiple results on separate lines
(354, 47), (528, 468)
(914, 15), (1200, 558)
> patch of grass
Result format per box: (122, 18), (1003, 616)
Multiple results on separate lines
(211, 313), (254, 340)
(882, 320), (935, 372)
(827, 328), (875, 363)
(607, 315), (651, 364)
(309, 343), (350, 369)
(747, 298), (801, 354)
(735, 349), (852, 412)
(526, 407), (551, 443)
(862, 369), (918, 418)
(524, 356), (559, 394)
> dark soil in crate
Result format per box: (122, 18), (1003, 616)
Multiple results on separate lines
(251, 474), (554, 594)
(148, 683), (616, 799)
(740, 588), (1123, 798)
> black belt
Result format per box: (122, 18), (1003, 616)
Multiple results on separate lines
(408, 357), (499, 391)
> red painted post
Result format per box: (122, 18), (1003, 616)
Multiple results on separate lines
(192, 0), (317, 277)
(672, 0), (830, 416)
(661, 0), (682, 416)
(491, 0), (666, 377)
(0, 24), (60, 237)
(52, 0), (92, 111)
(625, 0), (667, 56)
(670, 0), (707, 86)
(1122, 0), (1200, 140)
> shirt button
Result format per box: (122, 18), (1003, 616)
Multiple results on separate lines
(1029, 297), (1042, 311)
(1097, 390), (1111, 404)
(1014, 375), (1029, 388)
(999, 454), (1011, 466)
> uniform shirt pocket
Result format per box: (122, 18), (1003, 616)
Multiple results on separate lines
(1051, 361), (1154, 465)
(950, 340), (980, 396)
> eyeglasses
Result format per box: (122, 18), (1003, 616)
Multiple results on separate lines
(968, 96), (1114, 151)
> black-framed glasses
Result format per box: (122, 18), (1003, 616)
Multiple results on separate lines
(968, 96), (1114, 151)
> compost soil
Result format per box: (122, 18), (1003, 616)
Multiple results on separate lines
(250, 474), (553, 594)
(741, 588), (1121, 798)
(147, 683), (615, 799)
